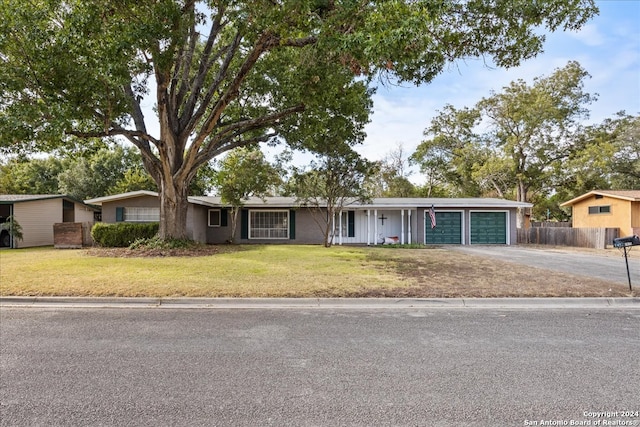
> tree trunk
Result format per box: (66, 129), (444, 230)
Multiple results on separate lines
(158, 176), (190, 240)
(229, 207), (240, 243)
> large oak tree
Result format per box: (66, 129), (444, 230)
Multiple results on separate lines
(0, 0), (597, 239)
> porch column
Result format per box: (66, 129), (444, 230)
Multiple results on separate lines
(330, 211), (335, 246)
(423, 210), (426, 245)
(401, 209), (405, 245)
(367, 209), (371, 246)
(339, 210), (343, 246)
(408, 209), (412, 244)
(374, 209), (378, 245)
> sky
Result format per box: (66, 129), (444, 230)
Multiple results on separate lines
(349, 0), (640, 184)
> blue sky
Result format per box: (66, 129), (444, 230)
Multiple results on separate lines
(356, 0), (640, 178)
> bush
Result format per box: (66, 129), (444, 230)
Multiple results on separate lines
(91, 222), (159, 247)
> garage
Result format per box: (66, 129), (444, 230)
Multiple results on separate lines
(470, 211), (507, 244)
(425, 211), (462, 244)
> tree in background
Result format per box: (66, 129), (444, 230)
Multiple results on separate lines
(411, 105), (486, 197)
(412, 61), (596, 225)
(57, 145), (153, 199)
(0, 156), (65, 195)
(371, 143), (417, 197)
(212, 147), (282, 242)
(286, 148), (377, 247)
(566, 113), (640, 192)
(0, 0), (598, 240)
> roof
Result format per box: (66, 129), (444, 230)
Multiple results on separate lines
(560, 190), (640, 206)
(190, 196), (302, 208)
(0, 194), (98, 210)
(83, 189), (536, 211)
(365, 198), (532, 209)
(84, 190), (159, 205)
(93, 192), (532, 209)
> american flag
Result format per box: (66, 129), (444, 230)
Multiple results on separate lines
(429, 205), (436, 229)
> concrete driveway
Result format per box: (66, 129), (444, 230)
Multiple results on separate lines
(451, 245), (640, 286)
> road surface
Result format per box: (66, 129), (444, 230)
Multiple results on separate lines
(1, 307), (639, 426)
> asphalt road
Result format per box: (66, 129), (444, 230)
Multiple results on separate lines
(452, 245), (640, 285)
(1, 307), (639, 426)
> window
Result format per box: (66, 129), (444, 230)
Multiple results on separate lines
(249, 210), (288, 239)
(123, 207), (159, 222)
(208, 209), (221, 227)
(63, 199), (75, 223)
(588, 205), (611, 214)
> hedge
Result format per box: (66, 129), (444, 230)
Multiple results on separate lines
(91, 222), (159, 247)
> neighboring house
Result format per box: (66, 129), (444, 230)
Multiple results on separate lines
(86, 191), (532, 246)
(561, 190), (640, 237)
(0, 195), (99, 248)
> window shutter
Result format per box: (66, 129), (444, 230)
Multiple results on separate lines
(115, 207), (124, 222)
(289, 210), (296, 240)
(241, 209), (248, 239)
(348, 211), (355, 237)
(221, 209), (228, 227)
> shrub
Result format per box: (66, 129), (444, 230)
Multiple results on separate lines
(91, 222), (159, 247)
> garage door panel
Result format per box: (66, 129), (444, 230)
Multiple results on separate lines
(426, 212), (461, 244)
(470, 212), (506, 244)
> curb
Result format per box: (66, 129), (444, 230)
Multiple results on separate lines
(1, 296), (639, 309)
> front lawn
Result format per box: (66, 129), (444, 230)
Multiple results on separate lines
(0, 245), (634, 297)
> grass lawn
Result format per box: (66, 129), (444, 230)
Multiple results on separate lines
(0, 245), (635, 298)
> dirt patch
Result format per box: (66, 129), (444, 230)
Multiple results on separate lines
(356, 248), (637, 298)
(85, 245), (221, 258)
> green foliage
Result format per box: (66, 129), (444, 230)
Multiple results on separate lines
(91, 222), (159, 247)
(109, 168), (157, 195)
(412, 61), (596, 215)
(57, 145), (153, 199)
(3, 215), (23, 242)
(287, 148), (378, 247)
(213, 148), (282, 206)
(371, 144), (418, 197)
(213, 147), (282, 241)
(0, 157), (65, 195)
(0, 144), (157, 199)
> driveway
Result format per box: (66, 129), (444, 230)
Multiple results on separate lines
(451, 245), (640, 286)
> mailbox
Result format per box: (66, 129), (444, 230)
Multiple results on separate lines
(613, 235), (640, 248)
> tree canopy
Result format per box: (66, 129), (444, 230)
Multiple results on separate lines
(285, 148), (377, 247)
(412, 61), (598, 224)
(0, 0), (598, 239)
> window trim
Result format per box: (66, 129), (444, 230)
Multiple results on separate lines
(248, 209), (289, 240)
(208, 209), (221, 227)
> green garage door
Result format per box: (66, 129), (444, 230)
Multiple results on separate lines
(425, 212), (462, 244)
(470, 212), (507, 244)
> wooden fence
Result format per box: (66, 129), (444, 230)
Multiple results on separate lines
(517, 227), (619, 249)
